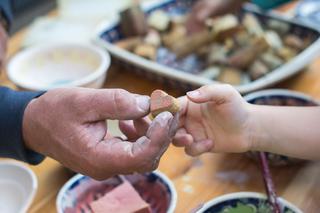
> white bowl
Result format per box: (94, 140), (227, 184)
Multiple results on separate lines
(196, 192), (302, 213)
(0, 160), (37, 213)
(56, 171), (177, 213)
(7, 43), (111, 91)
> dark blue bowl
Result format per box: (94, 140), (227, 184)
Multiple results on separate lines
(196, 192), (302, 213)
(56, 171), (177, 213)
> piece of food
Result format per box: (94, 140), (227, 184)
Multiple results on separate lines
(120, 5), (148, 37)
(249, 60), (269, 80)
(144, 30), (161, 47)
(267, 19), (290, 35)
(150, 90), (180, 118)
(207, 44), (228, 65)
(242, 13), (264, 36)
(90, 181), (151, 213)
(227, 37), (269, 69)
(162, 24), (187, 49)
(199, 66), (221, 79)
(210, 14), (239, 33)
(284, 35), (305, 50)
(276, 47), (297, 61)
(217, 68), (243, 85)
(260, 52), (283, 69)
(115, 37), (142, 51)
(264, 31), (283, 49)
(147, 10), (171, 32)
(171, 26), (242, 58)
(134, 44), (157, 60)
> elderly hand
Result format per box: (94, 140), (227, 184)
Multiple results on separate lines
(0, 23), (8, 70)
(187, 0), (244, 34)
(23, 88), (178, 180)
(173, 84), (253, 156)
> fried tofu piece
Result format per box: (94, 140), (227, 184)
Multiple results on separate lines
(150, 90), (180, 118)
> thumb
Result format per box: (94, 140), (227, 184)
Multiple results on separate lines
(186, 84), (238, 105)
(83, 88), (150, 121)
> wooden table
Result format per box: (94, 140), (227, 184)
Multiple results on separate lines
(1, 3), (320, 213)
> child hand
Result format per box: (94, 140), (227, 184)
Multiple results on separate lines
(173, 84), (253, 156)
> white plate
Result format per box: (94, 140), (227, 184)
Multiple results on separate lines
(7, 43), (111, 91)
(0, 160), (37, 213)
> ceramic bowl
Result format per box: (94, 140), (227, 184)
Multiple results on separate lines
(95, 0), (320, 93)
(0, 160), (38, 213)
(244, 89), (319, 166)
(7, 43), (111, 91)
(196, 192), (302, 213)
(56, 171), (177, 213)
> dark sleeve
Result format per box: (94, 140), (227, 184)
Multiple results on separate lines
(0, 0), (13, 31)
(0, 87), (45, 165)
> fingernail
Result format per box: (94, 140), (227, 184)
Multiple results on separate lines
(136, 96), (150, 112)
(187, 90), (201, 98)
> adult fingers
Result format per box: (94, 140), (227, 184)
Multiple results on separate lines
(119, 120), (139, 140)
(90, 112), (177, 179)
(172, 128), (194, 147)
(133, 117), (151, 136)
(79, 89), (150, 121)
(119, 117), (151, 140)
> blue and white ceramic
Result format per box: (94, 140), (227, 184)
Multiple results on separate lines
(296, 0), (320, 28)
(244, 89), (319, 166)
(56, 171), (177, 213)
(94, 0), (320, 93)
(196, 192), (302, 213)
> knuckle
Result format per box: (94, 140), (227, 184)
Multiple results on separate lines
(113, 89), (131, 112)
(185, 147), (198, 157)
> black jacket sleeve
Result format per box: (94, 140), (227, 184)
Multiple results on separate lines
(0, 0), (13, 31)
(0, 87), (45, 165)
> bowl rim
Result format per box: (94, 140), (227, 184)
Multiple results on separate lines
(244, 89), (320, 105)
(196, 192), (303, 213)
(7, 43), (111, 91)
(93, 0), (320, 94)
(0, 160), (38, 213)
(56, 170), (177, 213)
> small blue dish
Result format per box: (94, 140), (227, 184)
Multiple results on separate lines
(56, 171), (177, 213)
(244, 89), (319, 166)
(196, 192), (302, 213)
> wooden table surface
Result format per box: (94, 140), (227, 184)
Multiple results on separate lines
(1, 3), (320, 213)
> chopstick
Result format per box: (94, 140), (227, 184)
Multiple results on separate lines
(259, 152), (281, 213)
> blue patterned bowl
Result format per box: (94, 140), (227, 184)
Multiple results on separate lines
(244, 89), (319, 166)
(56, 171), (176, 213)
(196, 192), (302, 213)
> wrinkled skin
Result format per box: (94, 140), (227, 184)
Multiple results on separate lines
(173, 84), (253, 156)
(23, 88), (178, 180)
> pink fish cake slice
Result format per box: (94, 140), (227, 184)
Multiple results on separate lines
(90, 181), (151, 213)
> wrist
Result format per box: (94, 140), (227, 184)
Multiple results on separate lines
(246, 103), (267, 152)
(22, 98), (38, 153)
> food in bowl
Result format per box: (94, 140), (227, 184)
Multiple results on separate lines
(196, 192), (301, 213)
(115, 4), (312, 85)
(56, 171), (176, 213)
(244, 89), (319, 166)
(90, 181), (151, 213)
